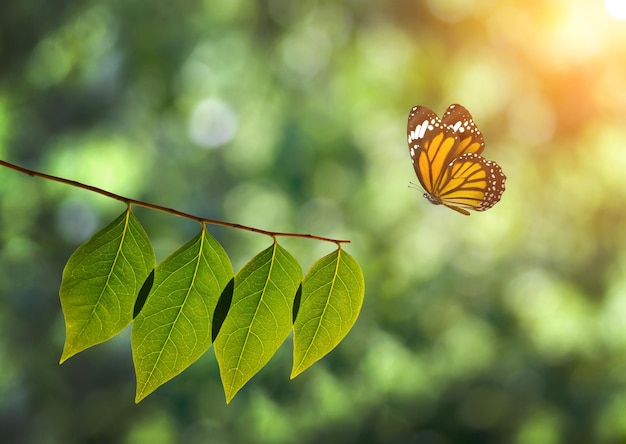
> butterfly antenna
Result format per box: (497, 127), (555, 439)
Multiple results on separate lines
(408, 182), (425, 193)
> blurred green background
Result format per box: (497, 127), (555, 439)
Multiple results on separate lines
(2, 0), (626, 443)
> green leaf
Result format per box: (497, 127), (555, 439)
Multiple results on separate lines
(214, 241), (302, 403)
(59, 209), (154, 363)
(291, 248), (364, 378)
(132, 227), (233, 403)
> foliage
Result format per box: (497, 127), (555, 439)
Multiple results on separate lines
(292, 248), (364, 378)
(132, 224), (232, 403)
(214, 242), (300, 403)
(3, 0), (626, 442)
(59, 210), (154, 362)
(53, 203), (364, 403)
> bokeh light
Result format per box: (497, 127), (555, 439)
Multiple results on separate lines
(2, 0), (626, 442)
(606, 0), (626, 19)
(188, 98), (238, 149)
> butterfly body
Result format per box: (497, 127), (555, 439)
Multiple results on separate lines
(407, 104), (506, 215)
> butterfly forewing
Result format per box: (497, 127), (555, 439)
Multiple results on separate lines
(441, 104), (485, 158)
(407, 106), (461, 194)
(407, 104), (506, 215)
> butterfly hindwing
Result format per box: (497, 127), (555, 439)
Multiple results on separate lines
(407, 104), (506, 215)
(437, 152), (506, 213)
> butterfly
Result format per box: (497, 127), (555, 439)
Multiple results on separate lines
(407, 104), (506, 215)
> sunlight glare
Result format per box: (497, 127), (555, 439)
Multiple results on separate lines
(606, 0), (626, 20)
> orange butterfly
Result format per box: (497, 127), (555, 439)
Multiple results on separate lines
(407, 104), (506, 215)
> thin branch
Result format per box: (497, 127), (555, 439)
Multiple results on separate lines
(0, 159), (350, 245)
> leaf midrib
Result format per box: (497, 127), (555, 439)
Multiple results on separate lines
(226, 243), (278, 396)
(78, 210), (131, 338)
(297, 249), (342, 371)
(139, 230), (206, 395)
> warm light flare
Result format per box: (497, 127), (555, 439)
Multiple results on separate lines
(606, 0), (626, 20)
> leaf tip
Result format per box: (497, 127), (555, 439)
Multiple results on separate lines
(135, 389), (148, 404)
(224, 388), (236, 404)
(221, 375), (245, 404)
(59, 344), (77, 364)
(290, 362), (308, 379)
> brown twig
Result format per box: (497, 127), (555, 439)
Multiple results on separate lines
(0, 159), (350, 245)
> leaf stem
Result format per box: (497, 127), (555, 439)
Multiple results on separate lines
(0, 159), (350, 245)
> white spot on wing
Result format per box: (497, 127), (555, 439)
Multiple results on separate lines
(418, 119), (429, 138)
